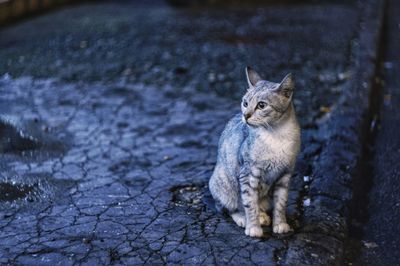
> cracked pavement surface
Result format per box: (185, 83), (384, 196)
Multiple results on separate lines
(0, 1), (361, 264)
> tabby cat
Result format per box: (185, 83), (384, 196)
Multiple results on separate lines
(209, 67), (301, 237)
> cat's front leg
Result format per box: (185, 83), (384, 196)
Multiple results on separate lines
(239, 167), (263, 237)
(272, 173), (292, 234)
(259, 183), (271, 226)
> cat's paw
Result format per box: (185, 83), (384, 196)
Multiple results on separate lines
(259, 212), (271, 226)
(245, 225), (263, 237)
(273, 222), (292, 234)
(231, 212), (246, 228)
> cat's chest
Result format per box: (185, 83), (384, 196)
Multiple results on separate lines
(245, 131), (293, 164)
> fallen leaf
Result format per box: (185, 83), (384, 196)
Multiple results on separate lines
(363, 241), (378, 249)
(319, 106), (331, 113)
(80, 41), (87, 49)
(384, 94), (391, 106)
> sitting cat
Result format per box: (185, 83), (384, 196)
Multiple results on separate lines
(209, 67), (301, 237)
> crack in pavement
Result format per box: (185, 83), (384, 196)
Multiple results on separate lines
(0, 2), (362, 264)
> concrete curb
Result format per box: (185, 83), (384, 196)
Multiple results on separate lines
(282, 0), (385, 265)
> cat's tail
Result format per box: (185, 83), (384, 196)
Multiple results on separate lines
(209, 169), (239, 212)
(214, 200), (225, 213)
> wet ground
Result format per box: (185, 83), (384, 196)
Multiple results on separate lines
(352, 0), (400, 264)
(0, 1), (361, 264)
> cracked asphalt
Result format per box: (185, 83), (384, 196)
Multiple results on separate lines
(0, 1), (363, 265)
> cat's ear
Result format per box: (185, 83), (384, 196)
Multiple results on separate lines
(276, 73), (295, 98)
(245, 66), (262, 88)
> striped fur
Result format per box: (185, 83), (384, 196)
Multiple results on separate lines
(209, 67), (301, 237)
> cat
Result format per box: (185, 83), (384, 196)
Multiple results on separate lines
(209, 67), (301, 237)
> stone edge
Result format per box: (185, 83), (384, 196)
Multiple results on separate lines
(282, 0), (386, 265)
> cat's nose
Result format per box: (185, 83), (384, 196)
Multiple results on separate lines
(244, 113), (251, 120)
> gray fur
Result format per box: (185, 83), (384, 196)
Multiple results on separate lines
(209, 67), (301, 237)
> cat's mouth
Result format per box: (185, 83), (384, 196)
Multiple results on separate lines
(243, 117), (257, 127)
(242, 115), (252, 125)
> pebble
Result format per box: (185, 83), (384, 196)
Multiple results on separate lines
(303, 198), (311, 207)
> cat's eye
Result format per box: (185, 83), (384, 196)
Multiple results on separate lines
(257, 102), (267, 109)
(243, 101), (248, 108)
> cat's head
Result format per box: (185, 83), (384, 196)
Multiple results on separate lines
(241, 67), (295, 128)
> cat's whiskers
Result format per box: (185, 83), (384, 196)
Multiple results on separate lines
(264, 121), (275, 132)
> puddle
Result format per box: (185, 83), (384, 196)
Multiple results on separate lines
(0, 117), (41, 153)
(0, 182), (36, 202)
(170, 183), (227, 213)
(0, 113), (73, 210)
(0, 173), (74, 209)
(0, 115), (67, 157)
(0, 174), (45, 206)
(171, 184), (203, 208)
(170, 184), (212, 211)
